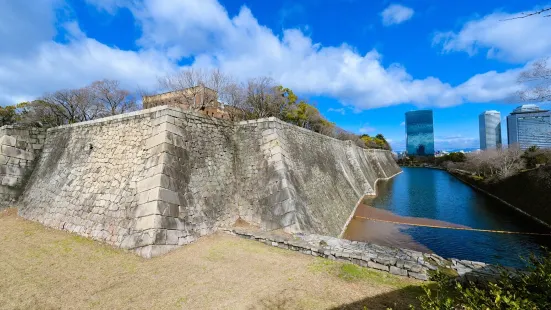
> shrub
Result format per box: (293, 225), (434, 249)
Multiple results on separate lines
(415, 250), (551, 309)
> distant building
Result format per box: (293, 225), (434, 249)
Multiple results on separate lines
(405, 110), (435, 156)
(507, 104), (551, 150)
(142, 85), (230, 119)
(479, 110), (502, 150)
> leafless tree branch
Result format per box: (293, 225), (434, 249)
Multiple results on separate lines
(518, 58), (551, 103)
(501, 7), (551, 21)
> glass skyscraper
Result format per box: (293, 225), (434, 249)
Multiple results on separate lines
(405, 110), (435, 156)
(507, 104), (551, 150)
(479, 110), (502, 150)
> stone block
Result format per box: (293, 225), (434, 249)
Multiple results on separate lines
(279, 211), (297, 228)
(166, 230), (180, 245)
(2, 176), (19, 187)
(0, 165), (24, 176)
(408, 272), (429, 281)
(135, 201), (162, 218)
(156, 187), (181, 205)
(145, 132), (169, 149)
(2, 145), (33, 160)
(0, 135), (17, 147)
(134, 214), (164, 230)
(390, 266), (408, 277)
(154, 229), (167, 244)
(368, 261), (389, 272)
(138, 174), (177, 193)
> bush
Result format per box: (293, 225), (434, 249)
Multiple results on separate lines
(522, 146), (551, 169)
(415, 250), (551, 309)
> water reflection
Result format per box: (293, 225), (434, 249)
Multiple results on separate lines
(406, 166), (437, 219)
(344, 168), (551, 267)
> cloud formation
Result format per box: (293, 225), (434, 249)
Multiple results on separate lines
(0, 0), (531, 111)
(380, 4), (414, 26)
(358, 124), (376, 134)
(433, 8), (551, 63)
(327, 108), (346, 115)
(434, 135), (479, 150)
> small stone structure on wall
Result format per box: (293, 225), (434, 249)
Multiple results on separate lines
(18, 106), (401, 258)
(0, 125), (47, 207)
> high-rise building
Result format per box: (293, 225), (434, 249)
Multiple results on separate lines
(405, 110), (435, 156)
(507, 104), (551, 150)
(479, 110), (502, 150)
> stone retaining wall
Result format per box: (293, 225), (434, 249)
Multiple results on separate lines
(19, 106), (401, 257)
(235, 118), (401, 236)
(0, 125), (47, 207)
(226, 228), (505, 282)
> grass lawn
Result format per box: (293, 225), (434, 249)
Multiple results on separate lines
(0, 208), (425, 310)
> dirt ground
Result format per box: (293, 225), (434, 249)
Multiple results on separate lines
(0, 208), (425, 310)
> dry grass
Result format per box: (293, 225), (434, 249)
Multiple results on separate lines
(0, 208), (424, 310)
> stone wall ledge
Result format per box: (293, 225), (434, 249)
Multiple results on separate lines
(223, 228), (511, 282)
(238, 116), (391, 154)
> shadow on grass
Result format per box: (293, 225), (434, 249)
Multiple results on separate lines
(330, 284), (434, 310)
(250, 284), (433, 310)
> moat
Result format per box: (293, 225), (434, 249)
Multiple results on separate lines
(344, 167), (551, 267)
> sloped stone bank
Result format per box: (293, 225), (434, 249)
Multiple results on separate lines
(225, 228), (506, 282)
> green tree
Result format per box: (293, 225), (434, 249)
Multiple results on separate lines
(17, 100), (66, 127)
(0, 105), (19, 126)
(522, 146), (551, 168)
(417, 250), (551, 310)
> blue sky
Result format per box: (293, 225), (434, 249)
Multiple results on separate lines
(1, 0), (550, 150)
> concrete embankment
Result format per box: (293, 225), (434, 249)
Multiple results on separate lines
(449, 167), (551, 228)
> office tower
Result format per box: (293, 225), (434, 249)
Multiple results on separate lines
(507, 104), (551, 150)
(479, 110), (502, 150)
(405, 110), (435, 156)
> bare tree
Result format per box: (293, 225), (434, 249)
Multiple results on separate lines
(90, 79), (136, 116)
(464, 146), (523, 179)
(494, 145), (524, 179)
(518, 58), (551, 103)
(244, 77), (287, 119)
(220, 82), (246, 121)
(35, 87), (103, 124)
(78, 86), (104, 121)
(41, 89), (85, 124)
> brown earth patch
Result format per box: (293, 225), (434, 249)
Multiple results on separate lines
(0, 208), (424, 310)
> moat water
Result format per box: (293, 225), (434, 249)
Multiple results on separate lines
(344, 167), (551, 267)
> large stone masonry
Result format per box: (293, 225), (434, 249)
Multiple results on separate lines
(19, 106), (401, 257)
(0, 125), (47, 207)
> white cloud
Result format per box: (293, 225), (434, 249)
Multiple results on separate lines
(359, 124), (376, 134)
(0, 21), (174, 104)
(327, 108), (346, 115)
(380, 4), (414, 26)
(435, 135), (479, 150)
(0, 0), (529, 110)
(0, 0), (61, 56)
(400, 121), (405, 126)
(433, 7), (551, 63)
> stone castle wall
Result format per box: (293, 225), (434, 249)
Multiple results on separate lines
(0, 125), (47, 207)
(18, 106), (401, 257)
